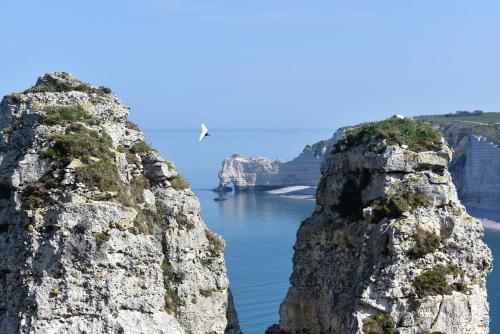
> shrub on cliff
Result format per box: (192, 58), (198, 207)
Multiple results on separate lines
(130, 140), (155, 154)
(44, 125), (112, 165)
(371, 190), (429, 222)
(335, 117), (442, 152)
(40, 104), (95, 126)
(362, 312), (396, 334)
(408, 228), (441, 259)
(414, 264), (466, 297)
(170, 175), (190, 190)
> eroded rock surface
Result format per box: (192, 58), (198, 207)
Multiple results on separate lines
(0, 72), (240, 334)
(269, 121), (492, 334)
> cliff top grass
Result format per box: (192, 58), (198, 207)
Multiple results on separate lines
(417, 113), (500, 146)
(335, 117), (442, 152)
(24, 79), (111, 95)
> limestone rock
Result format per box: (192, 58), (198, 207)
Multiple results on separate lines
(269, 121), (492, 334)
(0, 72), (240, 334)
(217, 130), (347, 191)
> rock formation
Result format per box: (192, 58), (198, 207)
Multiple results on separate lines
(0, 72), (240, 334)
(217, 131), (345, 192)
(268, 118), (492, 334)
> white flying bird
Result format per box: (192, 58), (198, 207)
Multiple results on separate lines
(199, 123), (210, 141)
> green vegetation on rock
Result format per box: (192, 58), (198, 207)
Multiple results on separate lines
(75, 158), (122, 192)
(24, 81), (111, 95)
(371, 190), (429, 222)
(44, 124), (112, 166)
(125, 121), (141, 131)
(130, 140), (154, 154)
(39, 104), (96, 126)
(205, 229), (225, 256)
(362, 312), (396, 334)
(170, 175), (190, 190)
(414, 264), (466, 297)
(335, 117), (442, 152)
(95, 232), (110, 247)
(161, 259), (181, 314)
(408, 228), (441, 259)
(199, 289), (214, 297)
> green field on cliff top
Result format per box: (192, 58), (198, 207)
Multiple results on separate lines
(417, 112), (500, 146)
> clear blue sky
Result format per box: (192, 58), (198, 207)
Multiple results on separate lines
(1, 0), (500, 129)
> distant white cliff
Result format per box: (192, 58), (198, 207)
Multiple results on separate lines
(450, 135), (500, 210)
(217, 129), (346, 192)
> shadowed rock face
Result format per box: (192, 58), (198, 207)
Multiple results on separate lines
(268, 132), (492, 334)
(0, 72), (240, 334)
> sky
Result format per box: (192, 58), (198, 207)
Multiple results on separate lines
(1, 0), (500, 130)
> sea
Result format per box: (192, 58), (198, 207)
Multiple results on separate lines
(145, 127), (500, 334)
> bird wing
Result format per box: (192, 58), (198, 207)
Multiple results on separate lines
(199, 123), (208, 141)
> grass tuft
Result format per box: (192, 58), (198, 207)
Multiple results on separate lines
(130, 140), (154, 154)
(414, 264), (465, 297)
(335, 118), (442, 153)
(371, 190), (428, 222)
(408, 228), (441, 259)
(205, 229), (225, 256)
(39, 104), (94, 126)
(362, 312), (396, 334)
(170, 175), (189, 190)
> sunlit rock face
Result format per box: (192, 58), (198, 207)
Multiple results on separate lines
(0, 72), (240, 334)
(449, 135), (500, 211)
(268, 127), (492, 334)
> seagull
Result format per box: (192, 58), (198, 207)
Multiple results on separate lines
(199, 123), (210, 141)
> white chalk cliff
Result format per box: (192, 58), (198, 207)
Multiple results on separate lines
(268, 125), (492, 333)
(217, 131), (346, 191)
(0, 73), (240, 334)
(449, 135), (500, 210)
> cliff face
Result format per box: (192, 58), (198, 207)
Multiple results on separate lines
(0, 73), (240, 334)
(217, 131), (344, 191)
(449, 136), (500, 211)
(269, 119), (492, 334)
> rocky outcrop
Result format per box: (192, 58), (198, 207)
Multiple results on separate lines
(0, 72), (240, 334)
(217, 131), (345, 191)
(269, 120), (492, 333)
(217, 154), (284, 191)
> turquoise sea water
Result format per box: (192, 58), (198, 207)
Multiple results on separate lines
(147, 128), (500, 334)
